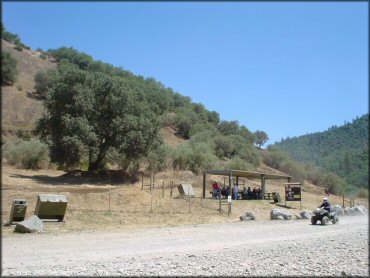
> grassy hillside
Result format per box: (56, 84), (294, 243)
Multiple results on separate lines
(274, 115), (369, 191)
(2, 39), (56, 138)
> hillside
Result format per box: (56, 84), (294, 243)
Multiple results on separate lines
(2, 39), (56, 134)
(274, 114), (369, 189)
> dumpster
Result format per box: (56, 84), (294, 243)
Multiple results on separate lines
(34, 194), (68, 221)
(9, 199), (27, 224)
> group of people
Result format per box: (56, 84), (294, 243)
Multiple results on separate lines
(211, 181), (262, 200)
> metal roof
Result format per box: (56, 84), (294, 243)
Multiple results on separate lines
(202, 169), (291, 180)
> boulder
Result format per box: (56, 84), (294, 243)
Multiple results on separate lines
(240, 212), (256, 221)
(14, 215), (44, 233)
(331, 205), (344, 215)
(295, 211), (313, 219)
(270, 209), (291, 220)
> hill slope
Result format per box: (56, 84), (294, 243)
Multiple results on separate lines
(274, 114), (369, 189)
(2, 39), (56, 134)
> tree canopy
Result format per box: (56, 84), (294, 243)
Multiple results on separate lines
(36, 66), (161, 171)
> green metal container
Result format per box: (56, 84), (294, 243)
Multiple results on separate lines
(34, 194), (68, 222)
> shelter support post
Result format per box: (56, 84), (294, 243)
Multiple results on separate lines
(261, 174), (266, 198)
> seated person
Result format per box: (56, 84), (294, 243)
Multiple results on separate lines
(221, 185), (227, 198)
(212, 181), (220, 199)
(252, 188), (257, 199)
(319, 197), (331, 213)
(242, 186), (248, 200)
(247, 187), (252, 199)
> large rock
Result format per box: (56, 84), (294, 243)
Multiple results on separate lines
(331, 205), (344, 216)
(14, 215), (44, 233)
(295, 211), (313, 219)
(345, 205), (368, 216)
(240, 212), (256, 221)
(270, 209), (291, 220)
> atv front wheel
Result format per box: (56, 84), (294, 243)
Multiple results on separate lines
(332, 215), (339, 224)
(311, 216), (317, 225)
(321, 216), (329, 225)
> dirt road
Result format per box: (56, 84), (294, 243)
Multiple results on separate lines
(2, 216), (368, 276)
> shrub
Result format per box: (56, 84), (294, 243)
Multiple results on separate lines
(13, 46), (23, 51)
(1, 51), (18, 85)
(39, 54), (47, 60)
(3, 139), (50, 169)
(171, 142), (216, 173)
(146, 145), (169, 173)
(357, 188), (368, 198)
(225, 155), (255, 171)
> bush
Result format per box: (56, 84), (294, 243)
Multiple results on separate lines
(34, 69), (59, 98)
(3, 139), (50, 169)
(225, 155), (255, 171)
(39, 54), (47, 60)
(1, 51), (18, 85)
(171, 142), (216, 173)
(357, 188), (368, 198)
(146, 145), (169, 173)
(13, 46), (23, 51)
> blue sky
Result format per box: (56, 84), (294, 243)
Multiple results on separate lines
(3, 2), (368, 145)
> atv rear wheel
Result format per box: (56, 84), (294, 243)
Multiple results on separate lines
(311, 216), (317, 225)
(332, 215), (339, 224)
(321, 216), (329, 225)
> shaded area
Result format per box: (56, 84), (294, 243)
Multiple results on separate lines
(9, 170), (134, 186)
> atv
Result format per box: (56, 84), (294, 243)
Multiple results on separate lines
(311, 207), (339, 225)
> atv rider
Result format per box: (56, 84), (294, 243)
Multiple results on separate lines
(319, 197), (331, 213)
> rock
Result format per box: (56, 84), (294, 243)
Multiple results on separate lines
(14, 215), (44, 233)
(295, 211), (313, 219)
(270, 209), (291, 220)
(344, 206), (367, 216)
(240, 212), (256, 221)
(331, 205), (344, 215)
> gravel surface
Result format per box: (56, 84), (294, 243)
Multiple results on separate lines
(2, 215), (368, 277)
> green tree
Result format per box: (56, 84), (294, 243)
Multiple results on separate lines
(36, 67), (161, 171)
(34, 69), (59, 98)
(1, 51), (18, 85)
(254, 130), (269, 148)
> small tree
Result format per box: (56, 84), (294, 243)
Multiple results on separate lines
(1, 51), (18, 85)
(254, 130), (269, 148)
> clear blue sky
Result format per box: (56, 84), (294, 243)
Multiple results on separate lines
(3, 2), (368, 145)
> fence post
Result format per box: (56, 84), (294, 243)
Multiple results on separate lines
(162, 180), (164, 198)
(188, 186), (191, 213)
(170, 181), (173, 198)
(343, 195), (345, 208)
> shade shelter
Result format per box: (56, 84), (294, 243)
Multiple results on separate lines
(202, 169), (291, 198)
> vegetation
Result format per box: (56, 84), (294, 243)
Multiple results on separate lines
(274, 115), (368, 192)
(263, 146), (345, 195)
(1, 51), (18, 85)
(2, 24), (30, 50)
(35, 65), (161, 171)
(3, 139), (50, 169)
(31, 46), (267, 174)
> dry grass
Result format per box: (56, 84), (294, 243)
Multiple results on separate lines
(2, 165), (367, 236)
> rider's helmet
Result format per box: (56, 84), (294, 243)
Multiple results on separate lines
(323, 197), (328, 202)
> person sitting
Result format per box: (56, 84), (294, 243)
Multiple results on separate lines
(212, 181), (220, 199)
(247, 187), (252, 199)
(319, 197), (331, 213)
(225, 186), (230, 198)
(221, 185), (227, 198)
(252, 188), (257, 199)
(242, 186), (248, 200)
(256, 188), (262, 199)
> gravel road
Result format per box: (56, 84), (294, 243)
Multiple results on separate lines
(2, 215), (368, 277)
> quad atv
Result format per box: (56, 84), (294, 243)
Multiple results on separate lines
(311, 207), (339, 225)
